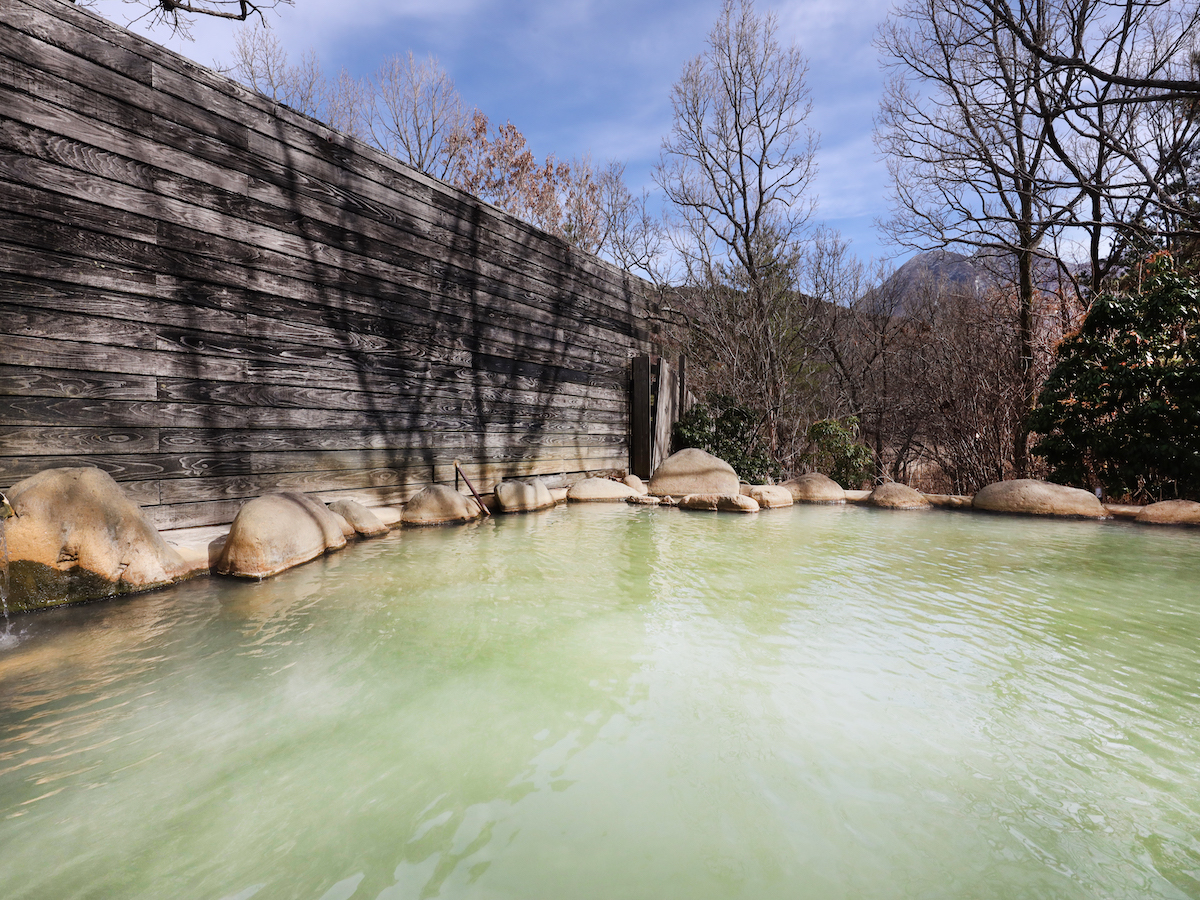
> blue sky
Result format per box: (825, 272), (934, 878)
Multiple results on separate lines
(89, 0), (904, 265)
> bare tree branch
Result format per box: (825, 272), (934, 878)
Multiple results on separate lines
(74, 0), (293, 39)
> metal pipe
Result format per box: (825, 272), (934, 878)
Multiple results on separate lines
(453, 461), (491, 517)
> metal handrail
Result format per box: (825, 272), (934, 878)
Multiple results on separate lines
(453, 461), (491, 517)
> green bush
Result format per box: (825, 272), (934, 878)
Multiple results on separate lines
(1029, 254), (1200, 501)
(805, 418), (873, 489)
(672, 397), (782, 484)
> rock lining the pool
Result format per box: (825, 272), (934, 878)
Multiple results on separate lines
(868, 482), (932, 509)
(567, 478), (640, 502)
(782, 472), (847, 504)
(1135, 499), (1200, 526)
(1, 468), (204, 611)
(328, 499), (389, 537)
(495, 478), (556, 513)
(648, 449), (740, 497)
(5, 462), (1198, 610)
(973, 479), (1108, 519)
(401, 485), (485, 526)
(742, 484), (794, 509)
(217, 492), (348, 579)
(678, 493), (760, 512)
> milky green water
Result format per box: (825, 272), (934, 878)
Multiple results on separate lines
(1, 504), (1199, 900)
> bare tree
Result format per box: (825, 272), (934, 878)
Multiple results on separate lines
(820, 256), (907, 478)
(594, 162), (668, 283)
(655, 0), (820, 461)
(962, 1), (1200, 281)
(323, 66), (369, 139)
(876, 0), (1083, 473)
(369, 52), (469, 180)
(226, 24), (323, 116)
(974, 0), (1200, 96)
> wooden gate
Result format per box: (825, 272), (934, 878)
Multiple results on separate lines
(630, 356), (687, 480)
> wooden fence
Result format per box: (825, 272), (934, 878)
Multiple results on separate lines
(0, 0), (663, 529)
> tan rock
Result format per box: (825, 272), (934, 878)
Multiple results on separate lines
(327, 499), (389, 537)
(924, 494), (973, 509)
(495, 477), (556, 513)
(719, 494), (760, 513)
(627, 494), (661, 506)
(972, 479), (1107, 518)
(329, 511), (356, 539)
(216, 492), (347, 578)
(622, 474), (649, 495)
(1135, 499), (1200, 526)
(3, 467), (199, 612)
(678, 493), (760, 513)
(374, 507), (403, 527)
(782, 472), (846, 504)
(401, 485), (483, 526)
(567, 478), (639, 502)
(549, 487), (569, 503)
(869, 482), (931, 509)
(746, 485), (794, 509)
(648, 448), (740, 497)
(160, 525), (228, 574)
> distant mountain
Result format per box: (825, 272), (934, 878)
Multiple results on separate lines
(885, 249), (995, 300)
(877, 248), (1080, 315)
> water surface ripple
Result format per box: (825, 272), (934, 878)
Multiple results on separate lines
(0, 505), (1198, 899)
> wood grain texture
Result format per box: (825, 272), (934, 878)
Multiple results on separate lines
(0, 0), (659, 528)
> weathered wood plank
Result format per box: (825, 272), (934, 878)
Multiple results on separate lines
(0, 236), (638, 383)
(245, 445), (627, 475)
(153, 378), (625, 415)
(0, 365), (156, 400)
(0, 3), (155, 83)
(0, 334), (246, 382)
(630, 355), (653, 480)
(156, 468), (414, 504)
(140, 499), (246, 530)
(0, 452), (252, 483)
(120, 479), (160, 506)
(0, 271), (630, 402)
(0, 397), (629, 431)
(0, 303), (156, 350)
(157, 428), (627, 454)
(0, 427), (159, 457)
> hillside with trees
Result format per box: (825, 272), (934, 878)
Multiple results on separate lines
(664, 0), (1200, 499)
